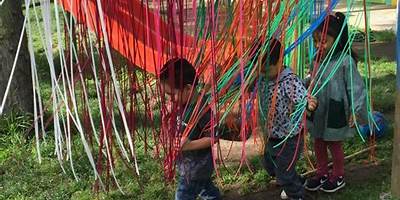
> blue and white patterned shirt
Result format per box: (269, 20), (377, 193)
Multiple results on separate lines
(260, 68), (307, 139)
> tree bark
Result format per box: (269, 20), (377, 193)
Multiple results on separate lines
(0, 1), (33, 113)
(392, 93), (400, 198)
(391, 1), (400, 197)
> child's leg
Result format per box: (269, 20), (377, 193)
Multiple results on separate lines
(314, 138), (329, 176)
(271, 136), (304, 199)
(320, 141), (346, 192)
(262, 147), (277, 177)
(175, 178), (198, 200)
(198, 179), (221, 200)
(327, 141), (345, 179)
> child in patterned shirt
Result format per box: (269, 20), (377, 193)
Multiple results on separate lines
(259, 38), (318, 200)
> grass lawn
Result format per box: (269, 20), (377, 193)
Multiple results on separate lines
(0, 57), (397, 200)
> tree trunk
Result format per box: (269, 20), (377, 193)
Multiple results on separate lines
(391, 1), (400, 198)
(0, 1), (33, 113)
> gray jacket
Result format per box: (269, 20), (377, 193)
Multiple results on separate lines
(308, 54), (368, 141)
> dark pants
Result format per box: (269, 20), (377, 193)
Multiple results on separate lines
(175, 178), (221, 200)
(263, 135), (304, 199)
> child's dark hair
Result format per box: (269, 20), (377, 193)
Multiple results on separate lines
(264, 38), (282, 66)
(253, 38), (282, 66)
(159, 58), (197, 89)
(316, 12), (358, 62)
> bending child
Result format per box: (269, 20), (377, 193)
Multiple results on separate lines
(159, 58), (221, 200)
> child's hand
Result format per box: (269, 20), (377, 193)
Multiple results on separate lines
(180, 136), (189, 148)
(254, 126), (264, 135)
(304, 74), (312, 88)
(231, 101), (241, 114)
(349, 114), (355, 128)
(306, 96), (318, 112)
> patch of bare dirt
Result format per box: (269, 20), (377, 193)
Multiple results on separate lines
(223, 163), (389, 200)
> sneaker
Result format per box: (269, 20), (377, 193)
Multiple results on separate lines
(280, 177), (306, 200)
(304, 174), (328, 191)
(320, 176), (346, 193)
(280, 190), (288, 199)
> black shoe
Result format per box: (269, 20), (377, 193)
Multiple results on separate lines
(304, 174), (328, 191)
(320, 176), (346, 193)
(280, 177), (307, 200)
